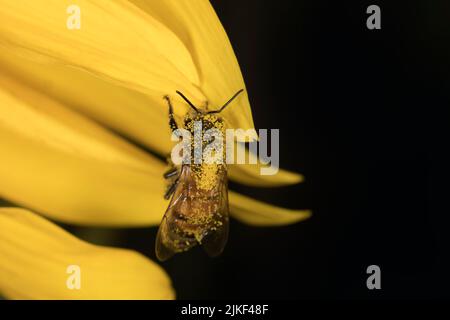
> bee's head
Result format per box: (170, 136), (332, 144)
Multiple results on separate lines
(184, 112), (224, 136)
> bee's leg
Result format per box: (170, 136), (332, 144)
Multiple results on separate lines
(163, 167), (178, 179)
(164, 95), (178, 132)
(163, 95), (180, 200)
(163, 162), (179, 199)
(164, 178), (178, 200)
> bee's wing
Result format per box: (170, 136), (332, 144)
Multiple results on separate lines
(155, 165), (230, 261)
(155, 216), (176, 261)
(155, 165), (193, 261)
(201, 172), (229, 257)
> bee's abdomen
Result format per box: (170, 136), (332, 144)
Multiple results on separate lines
(165, 201), (221, 252)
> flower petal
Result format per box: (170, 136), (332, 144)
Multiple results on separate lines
(229, 192), (311, 226)
(0, 207), (174, 299)
(128, 0), (256, 138)
(0, 0), (255, 136)
(0, 71), (167, 226)
(0, 6), (300, 187)
(0, 48), (303, 187)
(229, 165), (304, 187)
(0, 55), (306, 227)
(0, 0), (204, 104)
(228, 143), (304, 186)
(0, 45), (174, 156)
(0, 72), (163, 172)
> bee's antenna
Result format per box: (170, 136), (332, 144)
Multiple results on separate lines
(209, 89), (244, 114)
(176, 90), (200, 113)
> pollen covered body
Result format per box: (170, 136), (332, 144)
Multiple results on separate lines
(156, 92), (240, 261)
(156, 163), (229, 260)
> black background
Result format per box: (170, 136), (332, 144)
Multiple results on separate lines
(67, 0), (449, 299)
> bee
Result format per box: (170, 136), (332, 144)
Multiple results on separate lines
(155, 89), (244, 261)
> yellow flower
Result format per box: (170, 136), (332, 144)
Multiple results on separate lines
(0, 0), (310, 299)
(0, 207), (173, 299)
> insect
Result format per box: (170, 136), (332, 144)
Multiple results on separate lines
(155, 89), (244, 261)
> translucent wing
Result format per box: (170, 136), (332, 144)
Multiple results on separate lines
(155, 216), (177, 261)
(155, 165), (194, 261)
(201, 172), (229, 257)
(155, 164), (229, 261)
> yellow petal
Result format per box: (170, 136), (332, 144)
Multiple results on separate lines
(0, 71), (168, 226)
(0, 208), (174, 299)
(0, 47), (302, 187)
(0, 0), (255, 136)
(228, 143), (304, 186)
(228, 165), (304, 187)
(128, 0), (256, 139)
(0, 55), (306, 227)
(0, 45), (173, 156)
(0, 0), (204, 104)
(229, 192), (311, 226)
(0, 72), (162, 172)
